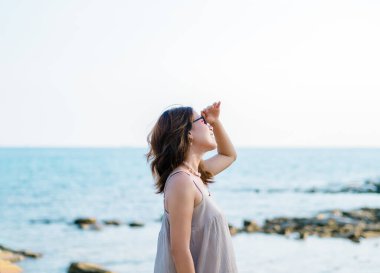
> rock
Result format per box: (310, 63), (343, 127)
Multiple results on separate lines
(29, 218), (66, 224)
(68, 262), (115, 273)
(361, 231), (380, 238)
(0, 245), (42, 273)
(15, 250), (42, 259)
(102, 220), (121, 226)
(347, 229), (362, 243)
(316, 213), (327, 220)
(331, 209), (343, 217)
(298, 231), (309, 240)
(363, 223), (380, 231)
(0, 250), (24, 263)
(331, 216), (359, 226)
(73, 218), (101, 230)
(128, 221), (144, 227)
(228, 224), (239, 235)
(0, 260), (23, 273)
(318, 231), (332, 238)
(339, 224), (355, 233)
(73, 218), (97, 225)
(304, 179), (380, 194)
(0, 245), (42, 259)
(280, 227), (293, 236)
(242, 220), (260, 233)
(79, 223), (102, 231)
(343, 209), (376, 222)
(252, 207), (380, 242)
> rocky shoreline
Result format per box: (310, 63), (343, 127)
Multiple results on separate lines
(229, 207), (380, 243)
(303, 179), (380, 194)
(244, 178), (380, 194)
(0, 245), (42, 273)
(3, 206), (380, 272)
(29, 217), (145, 230)
(28, 207), (380, 244)
(0, 245), (116, 273)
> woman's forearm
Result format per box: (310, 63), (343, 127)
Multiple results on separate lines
(211, 119), (237, 159)
(171, 249), (196, 273)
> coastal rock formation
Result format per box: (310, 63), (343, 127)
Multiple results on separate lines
(31, 217), (146, 230)
(73, 218), (102, 230)
(0, 245), (42, 259)
(232, 207), (380, 243)
(304, 179), (380, 194)
(228, 224), (239, 235)
(29, 218), (67, 224)
(242, 219), (261, 233)
(68, 262), (115, 273)
(102, 220), (121, 226)
(0, 249), (24, 263)
(0, 245), (42, 273)
(128, 221), (144, 227)
(247, 178), (380, 194)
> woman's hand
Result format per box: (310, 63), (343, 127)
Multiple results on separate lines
(201, 101), (221, 126)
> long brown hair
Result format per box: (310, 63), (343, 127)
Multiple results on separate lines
(145, 105), (215, 194)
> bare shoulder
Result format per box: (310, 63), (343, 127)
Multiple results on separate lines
(165, 171), (196, 217)
(165, 171), (194, 196)
(165, 171), (195, 251)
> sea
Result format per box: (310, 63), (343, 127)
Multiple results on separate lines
(1, 147), (380, 273)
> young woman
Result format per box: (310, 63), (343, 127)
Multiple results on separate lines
(146, 101), (239, 273)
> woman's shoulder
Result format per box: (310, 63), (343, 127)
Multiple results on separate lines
(166, 169), (196, 188)
(165, 170), (195, 196)
(167, 168), (192, 180)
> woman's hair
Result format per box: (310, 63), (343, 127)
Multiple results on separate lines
(145, 105), (215, 194)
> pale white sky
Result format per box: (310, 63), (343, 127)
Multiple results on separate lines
(1, 0), (379, 147)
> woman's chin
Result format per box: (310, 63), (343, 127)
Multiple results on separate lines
(208, 141), (217, 150)
(200, 138), (217, 151)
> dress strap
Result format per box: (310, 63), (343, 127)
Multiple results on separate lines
(163, 170), (191, 197)
(163, 170), (207, 214)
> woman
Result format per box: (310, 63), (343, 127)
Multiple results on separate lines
(146, 101), (239, 273)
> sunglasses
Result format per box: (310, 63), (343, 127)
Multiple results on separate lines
(193, 115), (208, 125)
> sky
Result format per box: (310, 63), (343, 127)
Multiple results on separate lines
(1, 0), (380, 147)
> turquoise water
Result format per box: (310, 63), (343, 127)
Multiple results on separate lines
(1, 147), (380, 272)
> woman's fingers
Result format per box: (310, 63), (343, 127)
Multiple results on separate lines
(202, 101), (221, 114)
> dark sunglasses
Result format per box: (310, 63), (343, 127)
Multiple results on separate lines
(193, 115), (208, 125)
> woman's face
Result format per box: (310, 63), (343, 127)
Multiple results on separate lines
(190, 111), (217, 151)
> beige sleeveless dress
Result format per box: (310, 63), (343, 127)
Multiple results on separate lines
(153, 170), (239, 273)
